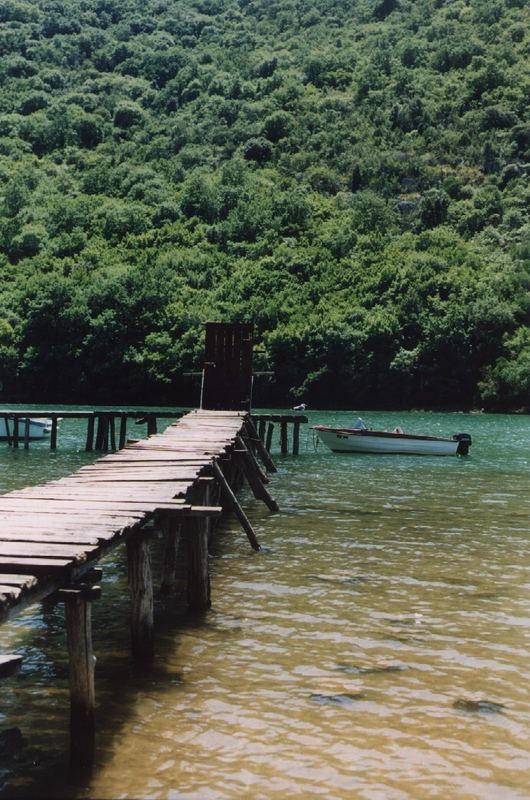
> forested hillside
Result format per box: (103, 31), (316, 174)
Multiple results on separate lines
(0, 0), (528, 408)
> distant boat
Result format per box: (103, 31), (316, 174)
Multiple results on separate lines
(292, 403), (307, 411)
(0, 416), (53, 441)
(313, 421), (472, 456)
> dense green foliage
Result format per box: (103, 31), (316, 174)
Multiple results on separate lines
(0, 0), (528, 408)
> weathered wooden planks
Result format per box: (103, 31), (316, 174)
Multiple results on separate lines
(0, 410), (248, 623)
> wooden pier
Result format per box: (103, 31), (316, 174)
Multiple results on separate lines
(0, 409), (184, 450)
(0, 409), (277, 775)
(252, 414), (308, 455)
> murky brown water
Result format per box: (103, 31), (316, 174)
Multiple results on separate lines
(1, 411), (529, 799)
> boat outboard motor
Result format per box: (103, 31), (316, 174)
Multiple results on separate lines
(454, 433), (472, 455)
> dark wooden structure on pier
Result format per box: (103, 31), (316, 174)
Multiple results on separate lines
(0, 410), (277, 775)
(201, 322), (254, 411)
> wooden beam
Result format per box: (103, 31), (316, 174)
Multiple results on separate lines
(235, 436), (279, 513)
(243, 418), (277, 473)
(211, 461), (260, 552)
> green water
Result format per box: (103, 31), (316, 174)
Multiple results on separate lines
(0, 408), (529, 799)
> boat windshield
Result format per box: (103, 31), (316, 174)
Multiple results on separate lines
(351, 417), (367, 429)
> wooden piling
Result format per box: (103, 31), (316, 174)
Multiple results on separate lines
(109, 416), (116, 451)
(244, 418), (277, 473)
(159, 517), (182, 596)
(85, 415), (95, 452)
(293, 420), (301, 455)
(236, 436), (279, 512)
(64, 592), (96, 776)
(118, 413), (127, 450)
(50, 415), (58, 450)
(258, 418), (266, 442)
(23, 418), (30, 450)
(211, 460), (261, 551)
(127, 536), (154, 665)
(12, 417), (19, 449)
(185, 483), (211, 611)
(280, 420), (288, 454)
(147, 415), (157, 436)
(266, 422), (274, 452)
(3, 416), (11, 447)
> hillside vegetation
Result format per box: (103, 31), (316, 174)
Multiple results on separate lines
(0, 0), (528, 408)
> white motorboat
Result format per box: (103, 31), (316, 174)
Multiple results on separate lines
(313, 420), (472, 456)
(0, 416), (53, 441)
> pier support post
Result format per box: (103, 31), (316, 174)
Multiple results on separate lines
(23, 418), (30, 450)
(159, 517), (182, 596)
(185, 483), (211, 611)
(235, 435), (279, 512)
(85, 415), (95, 452)
(50, 415), (58, 450)
(280, 420), (288, 454)
(244, 418), (277, 473)
(12, 417), (19, 449)
(293, 420), (301, 455)
(211, 460), (261, 551)
(118, 413), (128, 450)
(64, 590), (97, 777)
(265, 423), (274, 452)
(127, 536), (154, 665)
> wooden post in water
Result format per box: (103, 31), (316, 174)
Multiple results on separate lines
(85, 415), (95, 452)
(63, 589), (97, 777)
(50, 415), (58, 450)
(244, 418), (277, 473)
(147, 415), (157, 436)
(3, 416), (12, 447)
(265, 422), (274, 452)
(127, 535), (154, 665)
(12, 417), (19, 449)
(258, 418), (266, 442)
(109, 416), (116, 451)
(235, 435), (279, 512)
(159, 516), (182, 596)
(186, 482), (211, 611)
(23, 418), (30, 450)
(293, 420), (301, 455)
(211, 460), (261, 551)
(118, 413), (127, 450)
(280, 420), (288, 454)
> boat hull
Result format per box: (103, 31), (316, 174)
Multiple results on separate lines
(0, 417), (52, 441)
(313, 426), (464, 456)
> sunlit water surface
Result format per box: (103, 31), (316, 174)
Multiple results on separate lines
(0, 408), (529, 799)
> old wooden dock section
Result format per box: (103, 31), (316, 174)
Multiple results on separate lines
(0, 409), (278, 774)
(0, 409), (185, 450)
